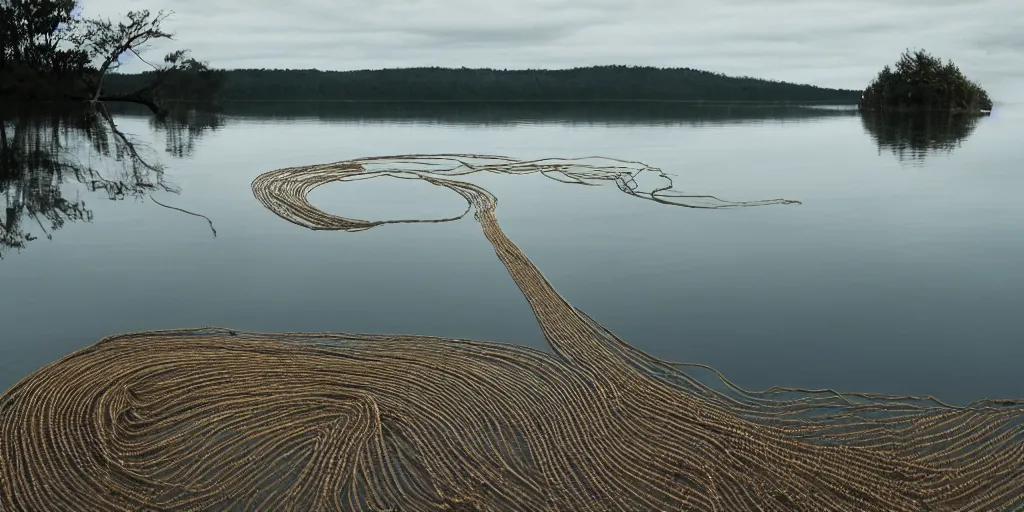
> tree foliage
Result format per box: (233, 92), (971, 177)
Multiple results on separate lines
(0, 1), (221, 113)
(0, 0), (89, 95)
(104, 66), (861, 104)
(0, 0), (78, 68)
(859, 50), (992, 112)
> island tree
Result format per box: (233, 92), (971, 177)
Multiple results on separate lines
(859, 49), (992, 112)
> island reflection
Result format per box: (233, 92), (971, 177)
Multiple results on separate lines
(860, 110), (985, 164)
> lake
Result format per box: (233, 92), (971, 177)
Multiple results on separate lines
(1, 102), (1021, 405)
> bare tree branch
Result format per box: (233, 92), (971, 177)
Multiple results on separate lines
(71, 10), (174, 103)
(92, 103), (165, 178)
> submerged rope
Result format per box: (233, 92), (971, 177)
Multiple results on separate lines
(0, 155), (1021, 511)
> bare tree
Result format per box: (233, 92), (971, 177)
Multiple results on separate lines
(67, 9), (217, 114)
(73, 10), (171, 102)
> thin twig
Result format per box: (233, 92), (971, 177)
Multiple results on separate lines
(150, 195), (217, 237)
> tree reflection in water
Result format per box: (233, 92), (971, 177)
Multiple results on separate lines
(0, 103), (222, 258)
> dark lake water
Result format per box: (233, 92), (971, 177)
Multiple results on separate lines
(2, 102), (1022, 405)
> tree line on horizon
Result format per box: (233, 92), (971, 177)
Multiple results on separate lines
(3, 2), (988, 111)
(103, 66), (862, 104)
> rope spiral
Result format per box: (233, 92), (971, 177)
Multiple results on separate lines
(1, 155), (1021, 511)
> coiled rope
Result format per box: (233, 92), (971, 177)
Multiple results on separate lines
(1, 155), (1020, 511)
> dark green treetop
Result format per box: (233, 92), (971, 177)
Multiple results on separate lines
(859, 49), (992, 112)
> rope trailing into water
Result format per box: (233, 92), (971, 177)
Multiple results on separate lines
(1, 155), (1021, 511)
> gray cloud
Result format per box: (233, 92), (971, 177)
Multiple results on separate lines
(85, 0), (1023, 100)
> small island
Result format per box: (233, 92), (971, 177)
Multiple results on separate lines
(859, 49), (993, 113)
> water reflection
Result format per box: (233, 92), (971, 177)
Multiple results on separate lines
(0, 104), (223, 258)
(1, 101), (1022, 404)
(860, 110), (985, 164)
(214, 101), (859, 126)
(154, 107), (226, 158)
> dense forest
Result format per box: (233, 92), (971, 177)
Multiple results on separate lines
(104, 66), (862, 104)
(859, 50), (992, 112)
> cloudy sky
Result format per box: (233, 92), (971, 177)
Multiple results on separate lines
(82, 0), (1022, 101)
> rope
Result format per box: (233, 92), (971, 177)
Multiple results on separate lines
(150, 195), (217, 237)
(1, 155), (1020, 511)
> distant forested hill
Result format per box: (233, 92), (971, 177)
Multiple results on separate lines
(104, 66), (860, 103)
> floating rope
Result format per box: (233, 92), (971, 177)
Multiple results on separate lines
(1, 155), (1021, 511)
(150, 195), (218, 238)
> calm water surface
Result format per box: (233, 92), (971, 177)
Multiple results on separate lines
(2, 103), (1022, 405)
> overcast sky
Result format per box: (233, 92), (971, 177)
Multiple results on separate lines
(82, 0), (1022, 101)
